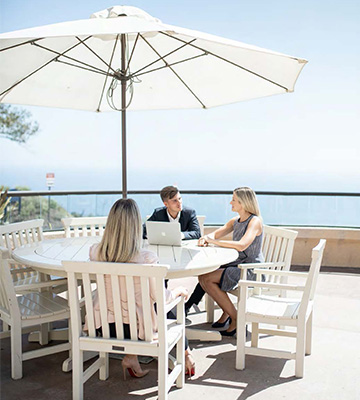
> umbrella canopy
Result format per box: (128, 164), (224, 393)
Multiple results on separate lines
(0, 6), (307, 195)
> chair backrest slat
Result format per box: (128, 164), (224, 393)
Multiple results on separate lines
(4, 234), (12, 251)
(18, 231), (25, 246)
(261, 233), (271, 261)
(110, 274), (124, 339)
(141, 276), (153, 342)
(31, 228), (38, 243)
(96, 273), (110, 338)
(126, 275), (138, 340)
(11, 232), (20, 249)
(24, 228), (31, 243)
(82, 273), (96, 337)
(61, 217), (107, 238)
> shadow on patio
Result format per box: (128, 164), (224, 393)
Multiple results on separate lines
(1, 271), (359, 400)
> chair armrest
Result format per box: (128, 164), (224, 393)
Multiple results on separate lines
(238, 279), (306, 292)
(165, 296), (183, 315)
(253, 269), (308, 278)
(14, 278), (68, 292)
(238, 262), (285, 270)
(0, 246), (10, 259)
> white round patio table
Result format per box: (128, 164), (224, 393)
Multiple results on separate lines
(12, 236), (238, 279)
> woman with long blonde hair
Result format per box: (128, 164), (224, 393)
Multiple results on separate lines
(89, 198), (195, 378)
(186, 187), (264, 336)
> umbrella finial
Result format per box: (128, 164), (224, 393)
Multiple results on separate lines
(90, 6), (161, 23)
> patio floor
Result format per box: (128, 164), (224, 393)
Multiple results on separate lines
(1, 271), (359, 400)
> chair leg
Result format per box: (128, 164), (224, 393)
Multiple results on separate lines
(11, 323), (23, 379)
(39, 323), (49, 345)
(99, 352), (109, 381)
(175, 334), (185, 388)
(72, 348), (84, 400)
(295, 321), (306, 378)
(205, 294), (215, 323)
(251, 323), (259, 347)
(305, 311), (313, 356)
(235, 299), (246, 370)
(158, 347), (169, 400)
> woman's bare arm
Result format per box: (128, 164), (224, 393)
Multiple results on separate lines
(198, 217), (236, 246)
(204, 216), (262, 252)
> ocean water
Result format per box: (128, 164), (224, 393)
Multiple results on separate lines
(21, 191), (360, 229)
(2, 167), (360, 228)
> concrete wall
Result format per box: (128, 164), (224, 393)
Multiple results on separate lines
(204, 226), (360, 269)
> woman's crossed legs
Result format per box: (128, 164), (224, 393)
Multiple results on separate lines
(199, 269), (237, 333)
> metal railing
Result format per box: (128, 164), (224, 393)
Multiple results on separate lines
(3, 189), (360, 230)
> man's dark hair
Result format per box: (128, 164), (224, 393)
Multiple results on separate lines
(160, 186), (179, 202)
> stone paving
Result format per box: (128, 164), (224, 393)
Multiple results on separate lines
(1, 272), (359, 400)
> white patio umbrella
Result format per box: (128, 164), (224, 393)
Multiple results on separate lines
(0, 5), (307, 197)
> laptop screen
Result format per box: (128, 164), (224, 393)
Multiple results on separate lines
(146, 221), (182, 246)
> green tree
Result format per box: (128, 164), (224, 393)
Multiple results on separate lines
(2, 187), (70, 229)
(0, 186), (10, 220)
(0, 104), (39, 143)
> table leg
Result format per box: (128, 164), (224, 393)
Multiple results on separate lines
(28, 327), (68, 342)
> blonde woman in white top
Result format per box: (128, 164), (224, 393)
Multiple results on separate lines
(88, 198), (195, 378)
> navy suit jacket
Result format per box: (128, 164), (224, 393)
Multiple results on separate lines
(143, 206), (201, 240)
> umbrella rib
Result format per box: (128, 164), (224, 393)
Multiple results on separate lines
(0, 38), (93, 98)
(0, 37), (45, 52)
(134, 53), (207, 78)
(75, 36), (118, 75)
(55, 59), (111, 77)
(32, 40), (111, 76)
(160, 31), (289, 91)
(130, 38), (198, 77)
(97, 34), (120, 112)
(140, 34), (206, 108)
(124, 33), (140, 75)
(0, 36), (114, 100)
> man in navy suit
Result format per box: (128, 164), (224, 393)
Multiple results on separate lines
(143, 185), (201, 240)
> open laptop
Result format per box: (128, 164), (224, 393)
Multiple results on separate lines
(146, 221), (182, 246)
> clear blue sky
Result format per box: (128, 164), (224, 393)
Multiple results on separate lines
(1, 0), (359, 192)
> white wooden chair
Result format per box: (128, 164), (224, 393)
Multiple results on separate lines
(0, 220), (68, 339)
(0, 247), (71, 379)
(196, 215), (206, 237)
(236, 239), (326, 378)
(206, 225), (298, 323)
(61, 216), (107, 238)
(0, 219), (67, 293)
(64, 260), (185, 400)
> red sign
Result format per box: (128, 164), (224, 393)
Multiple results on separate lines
(46, 172), (55, 187)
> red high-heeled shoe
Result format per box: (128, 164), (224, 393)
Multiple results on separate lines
(185, 354), (195, 377)
(122, 359), (149, 380)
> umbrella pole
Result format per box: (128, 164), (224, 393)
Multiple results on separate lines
(121, 34), (127, 199)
